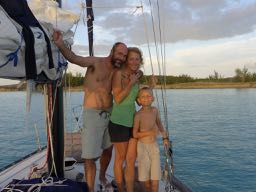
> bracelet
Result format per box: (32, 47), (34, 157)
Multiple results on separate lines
(162, 137), (169, 141)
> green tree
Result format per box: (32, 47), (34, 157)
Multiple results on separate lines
(234, 66), (250, 82)
(208, 70), (221, 81)
(252, 73), (256, 81)
(64, 72), (84, 87)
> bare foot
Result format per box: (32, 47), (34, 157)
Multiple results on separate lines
(99, 176), (109, 185)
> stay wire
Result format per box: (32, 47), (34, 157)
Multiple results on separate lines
(147, 0), (162, 110)
(156, 0), (169, 133)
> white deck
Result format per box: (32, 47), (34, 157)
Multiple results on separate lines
(0, 148), (181, 192)
(0, 149), (46, 191)
(68, 149), (180, 192)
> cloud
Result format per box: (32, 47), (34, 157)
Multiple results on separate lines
(62, 0), (256, 44)
(72, 43), (113, 56)
(161, 35), (256, 77)
(59, 0), (256, 78)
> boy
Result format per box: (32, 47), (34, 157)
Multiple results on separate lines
(133, 87), (169, 192)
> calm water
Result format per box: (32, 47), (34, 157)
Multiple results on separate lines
(0, 89), (256, 192)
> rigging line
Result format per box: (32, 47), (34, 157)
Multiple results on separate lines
(72, 4), (84, 36)
(147, 1), (174, 188)
(149, 0), (168, 132)
(63, 70), (68, 148)
(54, 0), (58, 29)
(43, 85), (51, 165)
(163, 46), (169, 131)
(163, 44), (169, 130)
(140, 1), (154, 76)
(148, 0), (162, 75)
(80, 5), (143, 9)
(81, 3), (94, 26)
(156, 0), (169, 131)
(156, 0), (165, 76)
(80, 0), (143, 22)
(132, 5), (143, 14)
(161, 0), (167, 77)
(161, 0), (168, 129)
(86, 25), (93, 30)
(82, 2), (87, 25)
(47, 83), (57, 177)
(34, 124), (41, 151)
(147, 0), (163, 112)
(140, 1), (160, 107)
(161, 7), (169, 133)
(138, 3), (149, 86)
(137, 44), (148, 85)
(44, 84), (52, 175)
(87, 28), (93, 34)
(26, 87), (49, 179)
(140, 0), (160, 109)
(46, 81), (62, 177)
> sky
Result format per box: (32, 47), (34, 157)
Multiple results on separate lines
(1, 0), (256, 85)
(63, 0), (256, 78)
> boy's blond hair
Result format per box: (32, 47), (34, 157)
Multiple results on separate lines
(138, 86), (153, 97)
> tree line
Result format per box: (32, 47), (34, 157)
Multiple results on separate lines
(63, 72), (84, 87)
(63, 66), (256, 87)
(206, 66), (256, 82)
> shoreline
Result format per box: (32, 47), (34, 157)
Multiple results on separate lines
(162, 82), (256, 89)
(0, 82), (256, 92)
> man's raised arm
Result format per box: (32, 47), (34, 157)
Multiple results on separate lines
(53, 31), (96, 68)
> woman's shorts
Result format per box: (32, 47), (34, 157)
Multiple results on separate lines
(108, 121), (133, 142)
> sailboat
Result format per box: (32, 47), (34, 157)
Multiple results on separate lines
(0, 0), (191, 191)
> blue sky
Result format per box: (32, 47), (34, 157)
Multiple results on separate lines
(1, 0), (256, 85)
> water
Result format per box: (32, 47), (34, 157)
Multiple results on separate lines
(0, 89), (256, 192)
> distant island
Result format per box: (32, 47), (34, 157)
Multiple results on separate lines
(1, 82), (256, 92)
(1, 66), (256, 91)
(67, 82), (256, 90)
(0, 84), (24, 92)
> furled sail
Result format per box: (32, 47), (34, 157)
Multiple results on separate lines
(0, 0), (79, 81)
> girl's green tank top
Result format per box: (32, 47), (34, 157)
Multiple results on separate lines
(110, 84), (139, 127)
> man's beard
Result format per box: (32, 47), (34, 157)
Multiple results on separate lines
(111, 58), (123, 68)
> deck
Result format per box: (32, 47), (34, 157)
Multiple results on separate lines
(0, 148), (189, 192)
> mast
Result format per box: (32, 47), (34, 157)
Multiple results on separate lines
(49, 82), (64, 177)
(86, 0), (94, 56)
(48, 0), (64, 178)
(48, 0), (94, 178)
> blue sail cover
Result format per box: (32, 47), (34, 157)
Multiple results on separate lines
(0, 0), (68, 81)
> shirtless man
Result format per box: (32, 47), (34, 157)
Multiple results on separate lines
(53, 31), (128, 192)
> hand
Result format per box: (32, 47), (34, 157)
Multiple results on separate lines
(129, 73), (141, 84)
(136, 70), (143, 79)
(52, 31), (63, 47)
(163, 138), (169, 148)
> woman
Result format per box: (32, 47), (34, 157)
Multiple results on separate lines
(109, 47), (143, 192)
